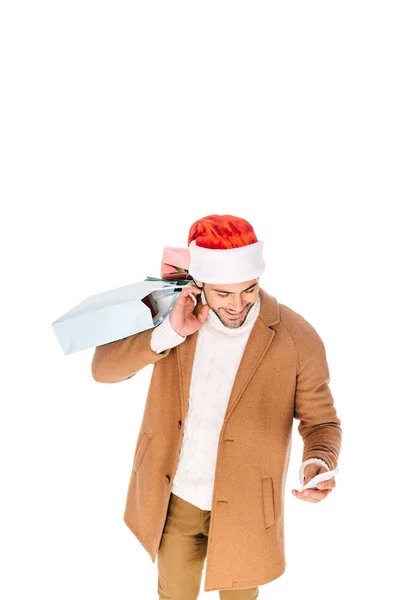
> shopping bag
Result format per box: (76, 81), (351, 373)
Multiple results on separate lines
(142, 276), (194, 325)
(51, 277), (193, 355)
(161, 246), (191, 280)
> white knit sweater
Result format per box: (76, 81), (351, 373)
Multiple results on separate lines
(150, 290), (328, 510)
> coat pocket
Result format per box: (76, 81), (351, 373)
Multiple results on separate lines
(262, 477), (275, 529)
(133, 432), (151, 475)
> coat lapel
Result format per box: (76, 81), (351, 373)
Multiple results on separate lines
(176, 287), (280, 424)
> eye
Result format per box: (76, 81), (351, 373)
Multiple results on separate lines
(217, 289), (255, 298)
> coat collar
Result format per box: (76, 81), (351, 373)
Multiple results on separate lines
(176, 287), (280, 426)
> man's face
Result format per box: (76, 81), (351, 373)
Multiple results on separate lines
(194, 278), (259, 329)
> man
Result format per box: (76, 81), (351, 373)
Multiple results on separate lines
(91, 214), (342, 599)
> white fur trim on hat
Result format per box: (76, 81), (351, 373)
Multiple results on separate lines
(188, 240), (266, 284)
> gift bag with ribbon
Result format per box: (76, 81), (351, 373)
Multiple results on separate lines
(51, 277), (194, 355)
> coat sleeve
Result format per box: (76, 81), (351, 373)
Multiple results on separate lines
(293, 318), (342, 471)
(91, 326), (173, 384)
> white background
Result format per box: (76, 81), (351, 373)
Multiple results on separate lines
(1, 1), (399, 598)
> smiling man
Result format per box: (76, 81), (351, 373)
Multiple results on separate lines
(196, 279), (259, 328)
(91, 213), (342, 598)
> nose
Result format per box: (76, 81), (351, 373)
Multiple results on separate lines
(227, 297), (246, 312)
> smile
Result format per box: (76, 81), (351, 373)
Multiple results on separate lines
(224, 308), (245, 318)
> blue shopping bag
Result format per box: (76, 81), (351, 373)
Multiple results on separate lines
(51, 277), (194, 355)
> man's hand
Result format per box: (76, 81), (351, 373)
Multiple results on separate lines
(169, 285), (209, 337)
(292, 464), (336, 503)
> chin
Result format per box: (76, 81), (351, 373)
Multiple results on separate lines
(220, 308), (249, 327)
(224, 320), (243, 328)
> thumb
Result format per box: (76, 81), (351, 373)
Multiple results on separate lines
(197, 303), (209, 323)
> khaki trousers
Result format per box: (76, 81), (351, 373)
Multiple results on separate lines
(157, 492), (259, 599)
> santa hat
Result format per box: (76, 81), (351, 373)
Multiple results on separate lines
(187, 214), (265, 284)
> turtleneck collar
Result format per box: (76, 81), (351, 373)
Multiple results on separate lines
(200, 289), (261, 337)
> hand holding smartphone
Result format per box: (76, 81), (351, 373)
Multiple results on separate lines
(298, 468), (339, 492)
(169, 284), (209, 337)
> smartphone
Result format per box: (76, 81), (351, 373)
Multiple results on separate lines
(299, 468), (339, 492)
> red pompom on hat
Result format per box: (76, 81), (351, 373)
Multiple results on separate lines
(187, 214), (265, 284)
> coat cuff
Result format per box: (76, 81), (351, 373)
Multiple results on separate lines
(299, 457), (331, 486)
(150, 314), (187, 354)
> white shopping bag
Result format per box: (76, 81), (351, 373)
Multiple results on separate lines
(51, 278), (193, 355)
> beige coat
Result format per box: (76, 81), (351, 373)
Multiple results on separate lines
(91, 288), (342, 592)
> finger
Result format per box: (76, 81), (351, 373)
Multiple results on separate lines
(196, 305), (210, 324)
(296, 489), (329, 502)
(293, 488), (327, 500)
(317, 478), (336, 490)
(303, 467), (320, 485)
(175, 287), (201, 304)
(181, 286), (202, 295)
(185, 287), (205, 307)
